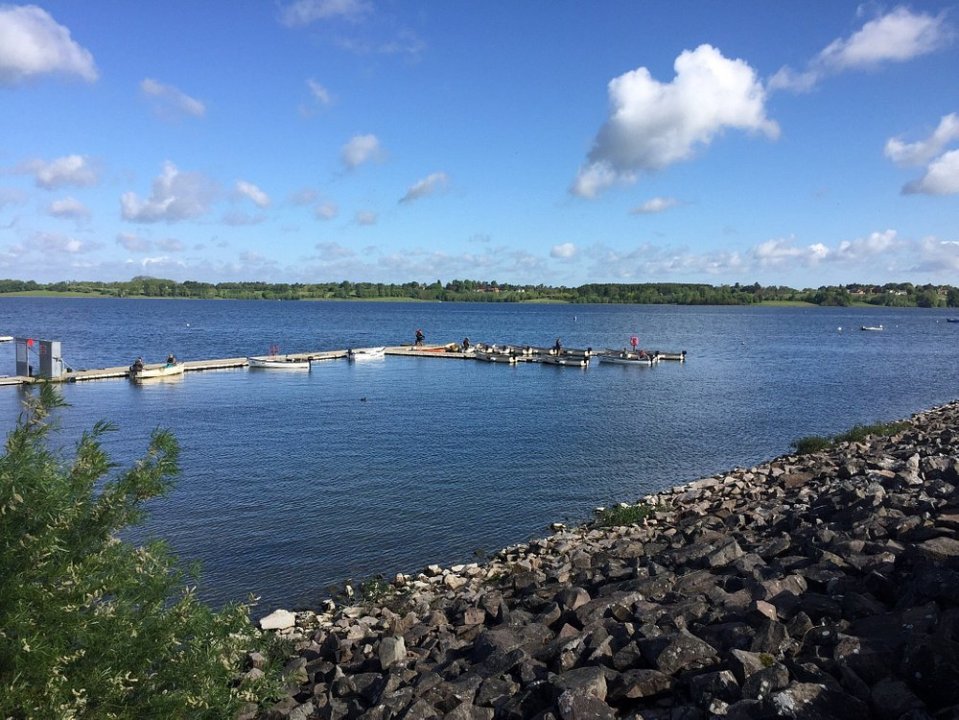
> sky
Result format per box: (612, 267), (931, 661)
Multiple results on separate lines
(1, 1), (958, 288)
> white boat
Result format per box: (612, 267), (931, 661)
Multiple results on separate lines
(599, 351), (660, 366)
(248, 355), (310, 369)
(129, 362), (185, 381)
(347, 346), (386, 361)
(0, 336), (13, 343)
(860, 325), (884, 331)
(538, 355), (589, 367)
(475, 350), (518, 364)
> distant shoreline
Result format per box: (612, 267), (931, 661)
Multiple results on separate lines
(0, 291), (852, 308)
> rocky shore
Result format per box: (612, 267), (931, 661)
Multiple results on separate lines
(249, 401), (959, 720)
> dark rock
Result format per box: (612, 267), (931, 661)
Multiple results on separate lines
(741, 663), (790, 701)
(770, 682), (870, 719)
(607, 668), (673, 701)
(644, 630), (718, 675)
(555, 689), (616, 720)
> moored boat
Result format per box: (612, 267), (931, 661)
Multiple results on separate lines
(248, 355), (310, 369)
(598, 351), (660, 366)
(475, 350), (518, 364)
(129, 361), (185, 381)
(538, 355), (589, 367)
(347, 346), (386, 361)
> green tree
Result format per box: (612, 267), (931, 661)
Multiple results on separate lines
(0, 385), (276, 719)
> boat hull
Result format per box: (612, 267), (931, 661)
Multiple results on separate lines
(130, 363), (184, 380)
(248, 356), (310, 369)
(599, 353), (658, 366)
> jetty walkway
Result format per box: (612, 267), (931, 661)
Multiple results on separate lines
(0, 343), (686, 387)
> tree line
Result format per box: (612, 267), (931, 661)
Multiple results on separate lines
(1, 277), (957, 307)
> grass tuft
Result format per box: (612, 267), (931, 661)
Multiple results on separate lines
(792, 421), (909, 455)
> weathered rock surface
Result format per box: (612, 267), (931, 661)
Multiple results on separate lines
(254, 401), (959, 719)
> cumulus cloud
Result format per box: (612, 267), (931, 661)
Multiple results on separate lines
(23, 154), (98, 189)
(279, 0), (371, 26)
(753, 230), (898, 268)
(885, 113), (959, 166)
(572, 44), (777, 198)
(314, 201), (338, 220)
(355, 209), (377, 225)
(48, 196), (89, 220)
(631, 196), (680, 215)
(550, 243), (577, 260)
(116, 232), (151, 252)
(235, 180), (270, 208)
(903, 150), (959, 195)
(34, 231), (85, 253)
(399, 172), (448, 204)
(341, 134), (383, 169)
(584, 242), (745, 280)
(0, 5), (97, 84)
(141, 78), (206, 118)
(770, 7), (950, 92)
(916, 236), (959, 273)
(121, 161), (218, 223)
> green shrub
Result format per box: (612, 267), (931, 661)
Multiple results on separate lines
(792, 421), (910, 455)
(0, 384), (275, 719)
(595, 502), (655, 528)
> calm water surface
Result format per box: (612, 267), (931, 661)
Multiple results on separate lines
(1, 298), (957, 612)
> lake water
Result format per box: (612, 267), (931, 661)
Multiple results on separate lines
(1, 298), (957, 613)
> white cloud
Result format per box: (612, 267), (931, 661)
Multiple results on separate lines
(48, 196), (89, 220)
(572, 44), (777, 198)
(157, 237), (184, 252)
(291, 188), (318, 206)
(121, 161), (218, 223)
(307, 78), (331, 106)
(0, 187), (26, 208)
(355, 210), (377, 225)
(314, 201), (338, 220)
(631, 196), (679, 215)
(753, 230), (898, 268)
(833, 230), (899, 261)
(236, 180), (270, 208)
(316, 241), (355, 259)
(885, 113), (959, 166)
(399, 172), (448, 204)
(903, 149), (959, 195)
(770, 7), (950, 92)
(341, 134), (383, 169)
(584, 242), (745, 280)
(116, 232), (151, 252)
(279, 0), (370, 26)
(916, 236), (959, 273)
(0, 5), (97, 84)
(550, 243), (577, 260)
(25, 154), (98, 190)
(34, 231), (84, 254)
(141, 78), (206, 118)
(223, 210), (265, 226)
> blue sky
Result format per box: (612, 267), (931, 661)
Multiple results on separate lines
(1, 1), (958, 288)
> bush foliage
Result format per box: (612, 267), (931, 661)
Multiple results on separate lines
(0, 384), (272, 719)
(791, 421), (910, 455)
